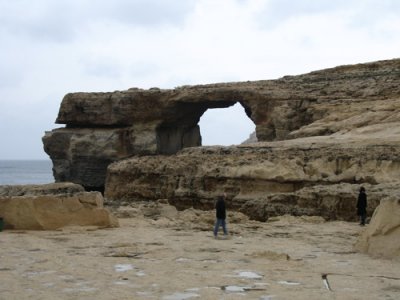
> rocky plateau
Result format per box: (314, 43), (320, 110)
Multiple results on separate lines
(0, 201), (399, 299)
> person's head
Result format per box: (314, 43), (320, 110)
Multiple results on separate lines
(217, 194), (226, 201)
(360, 186), (365, 193)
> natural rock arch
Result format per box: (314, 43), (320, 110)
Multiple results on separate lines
(43, 59), (400, 191)
(199, 102), (256, 146)
(156, 100), (255, 154)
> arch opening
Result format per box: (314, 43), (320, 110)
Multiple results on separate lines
(199, 102), (256, 146)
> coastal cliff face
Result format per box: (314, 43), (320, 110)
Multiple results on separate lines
(43, 59), (400, 191)
(104, 136), (400, 221)
(44, 58), (400, 221)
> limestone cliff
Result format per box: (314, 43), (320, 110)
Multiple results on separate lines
(104, 135), (400, 221)
(43, 59), (400, 191)
(103, 59), (400, 221)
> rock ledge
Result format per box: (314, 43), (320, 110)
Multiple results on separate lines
(0, 183), (119, 230)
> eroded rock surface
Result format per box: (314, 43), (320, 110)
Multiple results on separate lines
(105, 135), (400, 221)
(0, 182), (84, 196)
(0, 206), (398, 299)
(354, 197), (400, 258)
(44, 59), (400, 191)
(0, 183), (119, 230)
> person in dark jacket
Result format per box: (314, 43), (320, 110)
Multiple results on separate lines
(357, 187), (367, 226)
(213, 194), (228, 238)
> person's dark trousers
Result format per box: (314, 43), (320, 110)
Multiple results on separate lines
(214, 218), (227, 236)
(360, 213), (366, 225)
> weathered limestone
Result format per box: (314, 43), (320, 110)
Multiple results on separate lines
(354, 197), (400, 259)
(41, 58), (400, 224)
(43, 59), (400, 191)
(0, 182), (84, 196)
(241, 131), (258, 144)
(104, 135), (400, 221)
(0, 183), (119, 230)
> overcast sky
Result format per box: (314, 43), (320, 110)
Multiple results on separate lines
(0, 0), (399, 159)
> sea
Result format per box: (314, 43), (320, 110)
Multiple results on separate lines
(0, 160), (54, 185)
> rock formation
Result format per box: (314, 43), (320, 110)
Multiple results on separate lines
(104, 138), (400, 221)
(0, 183), (119, 230)
(241, 131), (258, 144)
(43, 59), (400, 191)
(44, 58), (400, 221)
(354, 197), (400, 259)
(0, 182), (84, 196)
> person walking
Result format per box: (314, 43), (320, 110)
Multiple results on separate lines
(356, 187), (367, 226)
(213, 194), (228, 238)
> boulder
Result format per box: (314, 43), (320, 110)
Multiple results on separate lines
(354, 197), (400, 259)
(0, 183), (119, 230)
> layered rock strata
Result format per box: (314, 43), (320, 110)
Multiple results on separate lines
(104, 134), (400, 221)
(43, 59), (400, 191)
(0, 183), (119, 230)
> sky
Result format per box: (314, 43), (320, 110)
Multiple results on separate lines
(0, 0), (399, 159)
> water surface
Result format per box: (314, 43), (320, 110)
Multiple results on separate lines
(0, 160), (53, 185)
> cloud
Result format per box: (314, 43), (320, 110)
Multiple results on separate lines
(0, 0), (196, 43)
(0, 63), (24, 88)
(82, 59), (124, 79)
(0, 0), (399, 159)
(254, 0), (352, 29)
(0, 0), (77, 42)
(88, 0), (197, 27)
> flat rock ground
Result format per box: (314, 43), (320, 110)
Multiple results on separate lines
(0, 204), (399, 300)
